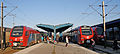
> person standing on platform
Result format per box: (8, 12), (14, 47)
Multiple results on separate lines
(41, 36), (44, 42)
(65, 36), (69, 47)
(44, 36), (46, 42)
(47, 36), (49, 44)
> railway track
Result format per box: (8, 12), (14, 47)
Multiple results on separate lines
(90, 45), (120, 54)
(0, 47), (22, 54)
(94, 48), (110, 54)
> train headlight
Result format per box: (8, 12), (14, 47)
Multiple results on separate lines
(101, 39), (104, 41)
(81, 38), (84, 39)
(20, 39), (23, 41)
(20, 43), (23, 45)
(87, 36), (89, 39)
(101, 36), (104, 38)
(82, 41), (84, 43)
(9, 43), (12, 45)
(10, 39), (13, 41)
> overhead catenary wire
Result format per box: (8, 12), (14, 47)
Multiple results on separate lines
(72, 0), (101, 26)
(106, 5), (118, 16)
(89, 0), (119, 17)
(3, 6), (17, 18)
(106, 0), (112, 4)
(3, 10), (16, 17)
(89, 5), (102, 16)
(3, 10), (35, 28)
(2, 0), (37, 28)
(82, 0), (119, 26)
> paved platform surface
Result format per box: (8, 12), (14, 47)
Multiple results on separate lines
(95, 45), (120, 54)
(14, 43), (98, 54)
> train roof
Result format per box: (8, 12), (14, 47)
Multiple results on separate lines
(13, 26), (34, 30)
(71, 25), (91, 31)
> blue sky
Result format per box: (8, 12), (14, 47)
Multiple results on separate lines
(0, 0), (120, 31)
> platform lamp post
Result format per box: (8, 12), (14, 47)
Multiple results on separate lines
(54, 26), (56, 44)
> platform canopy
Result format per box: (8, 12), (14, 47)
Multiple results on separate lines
(36, 23), (73, 33)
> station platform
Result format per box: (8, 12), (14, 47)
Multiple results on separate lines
(14, 43), (98, 54)
(95, 45), (120, 54)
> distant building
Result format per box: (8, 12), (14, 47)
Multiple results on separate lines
(0, 27), (11, 46)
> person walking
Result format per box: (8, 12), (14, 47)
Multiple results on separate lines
(47, 36), (49, 44)
(41, 36), (44, 42)
(65, 36), (69, 47)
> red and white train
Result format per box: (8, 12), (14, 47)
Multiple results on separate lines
(9, 26), (41, 48)
(71, 25), (95, 47)
(92, 27), (104, 44)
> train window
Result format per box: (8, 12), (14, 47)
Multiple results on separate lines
(93, 32), (95, 35)
(32, 34), (35, 39)
(78, 31), (80, 34)
(96, 28), (103, 35)
(82, 29), (92, 35)
(25, 31), (29, 36)
(11, 26), (23, 37)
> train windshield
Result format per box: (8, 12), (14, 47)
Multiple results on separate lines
(11, 26), (23, 37)
(82, 29), (92, 35)
(96, 28), (103, 35)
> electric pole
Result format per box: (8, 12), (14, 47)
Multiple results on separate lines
(102, 1), (106, 48)
(1, 2), (4, 50)
(89, 0), (118, 48)
(0, 1), (17, 51)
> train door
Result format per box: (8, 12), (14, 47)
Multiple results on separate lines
(27, 32), (33, 46)
(34, 34), (37, 43)
(77, 30), (81, 44)
(74, 31), (78, 42)
(25, 31), (29, 45)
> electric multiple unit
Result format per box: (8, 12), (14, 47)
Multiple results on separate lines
(71, 25), (95, 47)
(9, 26), (41, 48)
(92, 27), (104, 43)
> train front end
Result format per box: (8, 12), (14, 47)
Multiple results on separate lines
(95, 27), (104, 43)
(80, 26), (95, 48)
(9, 26), (26, 48)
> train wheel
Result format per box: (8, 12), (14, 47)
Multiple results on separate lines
(25, 46), (28, 48)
